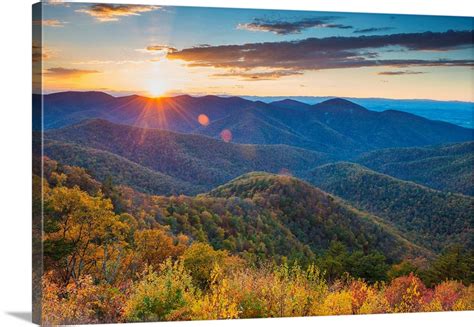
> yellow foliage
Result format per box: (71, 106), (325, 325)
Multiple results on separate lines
(452, 285), (474, 311)
(314, 290), (353, 316)
(191, 265), (239, 320)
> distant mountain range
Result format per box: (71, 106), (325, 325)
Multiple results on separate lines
(244, 95), (474, 128)
(35, 92), (472, 157)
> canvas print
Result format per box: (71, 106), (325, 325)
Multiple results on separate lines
(32, 1), (474, 325)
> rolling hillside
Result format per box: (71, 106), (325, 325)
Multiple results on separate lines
(357, 142), (474, 195)
(44, 119), (330, 191)
(41, 139), (203, 195)
(118, 172), (429, 262)
(206, 172), (429, 260)
(308, 162), (474, 252)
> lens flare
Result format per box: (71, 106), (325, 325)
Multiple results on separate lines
(198, 114), (210, 126)
(220, 129), (232, 143)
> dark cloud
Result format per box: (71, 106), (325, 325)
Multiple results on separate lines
(76, 4), (160, 22)
(168, 30), (473, 78)
(237, 17), (352, 35)
(43, 67), (100, 78)
(325, 24), (353, 29)
(378, 70), (425, 76)
(354, 27), (395, 34)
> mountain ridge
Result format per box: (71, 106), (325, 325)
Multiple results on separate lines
(36, 92), (472, 156)
(44, 119), (331, 191)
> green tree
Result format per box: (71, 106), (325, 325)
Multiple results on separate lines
(422, 245), (474, 286)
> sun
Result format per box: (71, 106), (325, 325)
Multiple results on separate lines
(146, 79), (168, 98)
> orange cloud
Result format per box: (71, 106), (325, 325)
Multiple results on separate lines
(146, 45), (178, 53)
(136, 45), (178, 57)
(76, 4), (160, 22)
(43, 67), (100, 78)
(33, 19), (66, 27)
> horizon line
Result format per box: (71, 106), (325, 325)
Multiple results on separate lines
(34, 90), (474, 104)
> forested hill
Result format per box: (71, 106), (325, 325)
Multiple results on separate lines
(123, 171), (430, 262)
(357, 142), (474, 195)
(208, 172), (430, 260)
(40, 139), (204, 195)
(44, 119), (330, 192)
(308, 162), (474, 252)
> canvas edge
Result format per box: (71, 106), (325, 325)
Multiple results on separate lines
(32, 2), (43, 325)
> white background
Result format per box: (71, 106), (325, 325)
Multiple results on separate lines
(0, 0), (472, 326)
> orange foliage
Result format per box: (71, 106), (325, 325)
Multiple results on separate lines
(134, 229), (188, 269)
(384, 273), (430, 312)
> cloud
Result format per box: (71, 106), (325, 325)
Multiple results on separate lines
(237, 17), (352, 35)
(43, 67), (100, 78)
(136, 45), (178, 58)
(72, 60), (146, 65)
(33, 19), (67, 27)
(32, 43), (52, 63)
(167, 30), (473, 78)
(145, 45), (177, 53)
(44, 0), (70, 7)
(354, 27), (395, 34)
(213, 69), (303, 81)
(377, 70), (425, 75)
(76, 4), (160, 22)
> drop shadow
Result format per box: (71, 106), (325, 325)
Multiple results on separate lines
(6, 311), (32, 323)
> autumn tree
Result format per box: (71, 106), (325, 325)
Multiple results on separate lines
(43, 186), (131, 285)
(134, 228), (188, 269)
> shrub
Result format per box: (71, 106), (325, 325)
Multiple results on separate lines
(42, 273), (101, 325)
(124, 259), (195, 322)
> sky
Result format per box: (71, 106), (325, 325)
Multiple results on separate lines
(33, 2), (474, 101)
